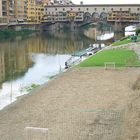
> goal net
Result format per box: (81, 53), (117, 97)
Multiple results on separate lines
(25, 127), (49, 140)
(104, 62), (116, 70)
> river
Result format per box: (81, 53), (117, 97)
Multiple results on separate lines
(0, 31), (101, 109)
(0, 26), (135, 110)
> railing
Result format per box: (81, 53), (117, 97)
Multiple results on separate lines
(65, 56), (82, 68)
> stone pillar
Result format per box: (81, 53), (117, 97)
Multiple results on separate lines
(70, 21), (77, 31)
(15, 25), (22, 31)
(114, 22), (125, 34)
(114, 32), (124, 41)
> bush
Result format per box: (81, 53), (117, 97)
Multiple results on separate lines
(136, 28), (140, 36)
(0, 29), (34, 40)
(0, 29), (16, 39)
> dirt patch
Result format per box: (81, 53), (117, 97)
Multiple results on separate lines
(0, 67), (140, 140)
(132, 75), (140, 90)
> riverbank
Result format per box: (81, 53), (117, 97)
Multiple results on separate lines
(0, 67), (140, 139)
(78, 41), (140, 67)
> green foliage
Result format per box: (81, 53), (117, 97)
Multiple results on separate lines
(49, 75), (57, 79)
(62, 25), (71, 32)
(131, 35), (138, 42)
(82, 24), (95, 30)
(0, 29), (34, 40)
(136, 28), (140, 35)
(79, 48), (140, 67)
(20, 84), (40, 93)
(112, 37), (131, 46)
(0, 29), (16, 39)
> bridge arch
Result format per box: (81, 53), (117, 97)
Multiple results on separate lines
(83, 12), (92, 21)
(92, 12), (100, 22)
(100, 12), (108, 21)
(137, 13), (140, 20)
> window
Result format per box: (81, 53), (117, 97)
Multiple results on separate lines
(55, 8), (57, 11)
(63, 8), (65, 11)
(103, 8), (105, 11)
(120, 8), (122, 11)
(111, 8), (113, 11)
(71, 8), (73, 10)
(138, 8), (140, 11)
(78, 8), (80, 11)
(94, 8), (97, 11)
(86, 8), (89, 11)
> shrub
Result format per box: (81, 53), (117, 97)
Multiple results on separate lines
(136, 28), (140, 36)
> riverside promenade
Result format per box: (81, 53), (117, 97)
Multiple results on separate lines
(0, 67), (140, 140)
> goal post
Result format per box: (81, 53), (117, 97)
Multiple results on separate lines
(104, 62), (116, 70)
(25, 127), (49, 140)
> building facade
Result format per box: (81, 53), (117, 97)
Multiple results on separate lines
(27, 0), (44, 23)
(46, 0), (73, 5)
(42, 0), (49, 5)
(1, 0), (16, 23)
(15, 0), (27, 21)
(7, 0), (15, 19)
(2, 0), (7, 17)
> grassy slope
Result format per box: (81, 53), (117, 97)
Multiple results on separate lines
(112, 35), (140, 46)
(79, 48), (140, 67)
(112, 39), (131, 46)
(111, 37), (131, 46)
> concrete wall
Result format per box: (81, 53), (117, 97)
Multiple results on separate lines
(45, 4), (140, 15)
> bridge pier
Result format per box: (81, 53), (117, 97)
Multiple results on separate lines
(114, 32), (124, 41)
(108, 21), (125, 37)
(70, 22), (78, 31)
(114, 22), (125, 34)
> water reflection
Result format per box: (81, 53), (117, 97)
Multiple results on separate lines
(0, 32), (95, 84)
(0, 31), (97, 109)
(0, 28), (133, 109)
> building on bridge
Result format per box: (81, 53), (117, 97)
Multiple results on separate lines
(27, 0), (44, 23)
(107, 10), (139, 21)
(45, 0), (73, 6)
(15, 0), (27, 22)
(44, 4), (140, 23)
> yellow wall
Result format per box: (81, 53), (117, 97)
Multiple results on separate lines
(27, 0), (44, 23)
(15, 0), (27, 20)
(67, 12), (76, 17)
(27, 0), (36, 22)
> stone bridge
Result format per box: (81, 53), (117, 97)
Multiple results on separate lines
(42, 4), (140, 31)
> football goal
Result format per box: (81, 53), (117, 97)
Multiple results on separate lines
(25, 127), (49, 140)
